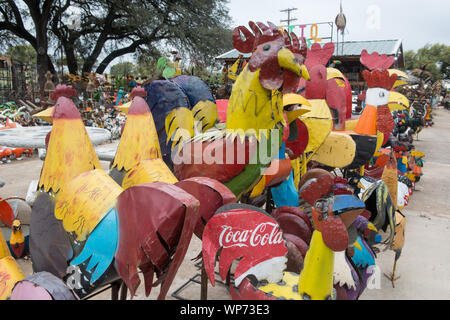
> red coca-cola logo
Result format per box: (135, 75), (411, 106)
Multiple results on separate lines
(219, 222), (284, 249)
(202, 208), (288, 286)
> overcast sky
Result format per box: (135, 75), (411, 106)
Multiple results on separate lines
(225, 0), (450, 51)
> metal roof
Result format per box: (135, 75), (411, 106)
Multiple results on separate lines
(215, 39), (403, 60)
(333, 39), (402, 56)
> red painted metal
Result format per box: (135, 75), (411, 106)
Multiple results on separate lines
(115, 182), (200, 299)
(175, 177), (236, 239)
(202, 208), (287, 287)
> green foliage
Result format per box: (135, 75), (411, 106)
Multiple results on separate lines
(405, 44), (450, 80)
(6, 44), (37, 64)
(109, 62), (136, 77)
(1, 0), (233, 76)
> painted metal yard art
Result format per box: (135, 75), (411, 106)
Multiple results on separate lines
(0, 18), (426, 300)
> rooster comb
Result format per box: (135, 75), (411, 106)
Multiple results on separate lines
(50, 84), (77, 101)
(360, 50), (395, 70)
(233, 21), (285, 54)
(362, 69), (398, 90)
(130, 86), (146, 99)
(305, 42), (335, 69)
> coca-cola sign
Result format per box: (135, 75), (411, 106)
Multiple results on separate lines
(219, 222), (284, 249)
(202, 207), (288, 287)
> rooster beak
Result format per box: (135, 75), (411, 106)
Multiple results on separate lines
(33, 106), (54, 123)
(278, 47), (301, 76)
(388, 91), (410, 111)
(367, 222), (378, 232)
(301, 65), (310, 81)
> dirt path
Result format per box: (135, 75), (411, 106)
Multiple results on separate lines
(1, 108), (449, 300)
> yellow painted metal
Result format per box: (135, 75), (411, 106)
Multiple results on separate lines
(33, 106), (54, 123)
(300, 64), (310, 81)
(122, 158), (178, 189)
(116, 101), (132, 114)
(298, 231), (334, 300)
(192, 100), (218, 132)
(249, 176), (266, 198)
(291, 158), (300, 190)
(326, 67), (345, 80)
(278, 48), (301, 77)
(375, 131), (384, 155)
(55, 169), (123, 241)
(165, 107), (195, 149)
(226, 66), (285, 140)
(9, 220), (24, 246)
(301, 153), (308, 177)
(345, 118), (359, 131)
(0, 229), (11, 259)
(113, 112), (162, 171)
(228, 57), (241, 81)
(283, 93), (311, 108)
(299, 99), (333, 154)
(353, 240), (362, 251)
(285, 107), (312, 124)
(312, 131), (356, 168)
(410, 151), (424, 158)
(388, 91), (410, 111)
(38, 118), (102, 193)
(367, 222), (378, 232)
(0, 256), (25, 300)
(388, 69), (409, 80)
(258, 271), (301, 300)
(406, 172), (416, 182)
(393, 80), (408, 88)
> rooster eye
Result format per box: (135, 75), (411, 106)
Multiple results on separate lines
(379, 91), (385, 98)
(263, 44), (271, 51)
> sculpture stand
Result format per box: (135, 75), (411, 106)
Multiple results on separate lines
(171, 260), (233, 300)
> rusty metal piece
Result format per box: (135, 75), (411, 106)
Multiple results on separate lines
(275, 213), (312, 244)
(115, 182), (200, 299)
(300, 174), (334, 206)
(298, 168), (334, 190)
(312, 206), (348, 252)
(272, 206), (312, 232)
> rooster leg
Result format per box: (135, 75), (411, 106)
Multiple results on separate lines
(119, 281), (128, 300)
(384, 258), (400, 288)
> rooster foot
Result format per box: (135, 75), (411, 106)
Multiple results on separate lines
(384, 273), (400, 288)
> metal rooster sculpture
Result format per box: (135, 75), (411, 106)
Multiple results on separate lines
(170, 21), (310, 200)
(22, 85), (237, 300)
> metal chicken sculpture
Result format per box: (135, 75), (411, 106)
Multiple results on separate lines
(202, 169), (366, 300)
(168, 22), (311, 205)
(21, 85), (237, 300)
